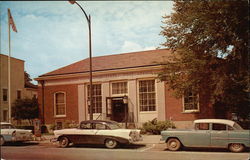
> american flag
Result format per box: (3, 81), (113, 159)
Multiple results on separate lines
(8, 8), (17, 33)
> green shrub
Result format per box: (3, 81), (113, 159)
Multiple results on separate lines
(141, 118), (175, 135)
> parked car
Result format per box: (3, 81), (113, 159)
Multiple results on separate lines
(161, 119), (250, 152)
(52, 120), (142, 148)
(0, 122), (34, 145)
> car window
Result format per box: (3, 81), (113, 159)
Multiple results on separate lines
(212, 123), (226, 131)
(195, 123), (209, 130)
(80, 123), (92, 129)
(233, 122), (243, 130)
(94, 123), (108, 130)
(228, 125), (234, 130)
(1, 124), (15, 129)
(106, 122), (121, 130)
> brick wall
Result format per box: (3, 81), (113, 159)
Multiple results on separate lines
(165, 84), (214, 122)
(38, 84), (79, 125)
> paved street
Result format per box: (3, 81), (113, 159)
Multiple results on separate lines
(1, 138), (249, 160)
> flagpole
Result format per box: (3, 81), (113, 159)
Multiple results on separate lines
(8, 9), (12, 123)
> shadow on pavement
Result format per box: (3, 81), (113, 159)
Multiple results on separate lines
(68, 143), (146, 149)
(164, 147), (250, 153)
(2, 142), (39, 147)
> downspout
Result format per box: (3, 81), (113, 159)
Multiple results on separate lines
(41, 80), (45, 125)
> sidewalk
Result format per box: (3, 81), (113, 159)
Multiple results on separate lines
(139, 135), (161, 144)
(35, 134), (162, 144)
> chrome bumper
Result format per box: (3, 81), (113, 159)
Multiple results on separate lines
(129, 135), (143, 143)
(50, 138), (58, 143)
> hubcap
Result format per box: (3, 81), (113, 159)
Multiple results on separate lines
(108, 140), (114, 146)
(233, 144), (240, 149)
(170, 141), (177, 148)
(62, 140), (66, 145)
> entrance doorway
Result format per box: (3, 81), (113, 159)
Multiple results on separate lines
(106, 97), (127, 123)
(112, 99), (125, 122)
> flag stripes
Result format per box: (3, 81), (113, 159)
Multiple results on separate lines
(8, 8), (17, 32)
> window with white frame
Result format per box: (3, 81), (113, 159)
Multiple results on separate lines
(112, 82), (127, 95)
(3, 89), (7, 102)
(54, 92), (66, 116)
(139, 80), (156, 111)
(183, 88), (199, 112)
(88, 84), (102, 113)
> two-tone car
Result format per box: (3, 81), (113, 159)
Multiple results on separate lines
(161, 119), (250, 152)
(52, 120), (142, 148)
(0, 122), (34, 145)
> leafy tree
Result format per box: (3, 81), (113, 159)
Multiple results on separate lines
(24, 71), (37, 88)
(12, 97), (39, 125)
(159, 1), (249, 119)
(24, 71), (32, 84)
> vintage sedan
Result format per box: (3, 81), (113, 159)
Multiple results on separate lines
(161, 119), (250, 152)
(52, 120), (142, 148)
(0, 122), (34, 145)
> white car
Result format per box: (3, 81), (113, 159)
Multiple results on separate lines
(0, 122), (34, 145)
(52, 120), (142, 148)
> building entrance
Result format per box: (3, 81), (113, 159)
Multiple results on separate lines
(106, 97), (127, 123)
(112, 98), (125, 122)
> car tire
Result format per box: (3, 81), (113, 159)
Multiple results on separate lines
(0, 136), (5, 146)
(59, 136), (70, 148)
(105, 139), (118, 149)
(229, 143), (245, 152)
(167, 138), (181, 151)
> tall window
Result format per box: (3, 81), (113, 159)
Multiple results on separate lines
(3, 89), (7, 102)
(55, 92), (66, 116)
(17, 90), (21, 99)
(88, 84), (102, 113)
(3, 110), (8, 122)
(139, 80), (156, 111)
(183, 89), (199, 112)
(112, 82), (127, 95)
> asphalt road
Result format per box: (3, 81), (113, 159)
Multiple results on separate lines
(1, 142), (249, 160)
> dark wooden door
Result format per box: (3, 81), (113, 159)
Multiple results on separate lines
(112, 99), (125, 122)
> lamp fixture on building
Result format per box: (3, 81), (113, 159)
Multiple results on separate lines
(123, 95), (128, 104)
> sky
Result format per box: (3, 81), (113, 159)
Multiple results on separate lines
(0, 1), (173, 83)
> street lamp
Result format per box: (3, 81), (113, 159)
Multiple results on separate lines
(69, 1), (93, 120)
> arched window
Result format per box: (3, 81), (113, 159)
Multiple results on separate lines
(54, 92), (66, 116)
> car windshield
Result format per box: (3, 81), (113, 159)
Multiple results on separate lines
(233, 122), (243, 130)
(106, 122), (122, 130)
(1, 124), (15, 129)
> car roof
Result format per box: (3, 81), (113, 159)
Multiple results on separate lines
(194, 119), (235, 126)
(80, 120), (118, 124)
(0, 122), (11, 125)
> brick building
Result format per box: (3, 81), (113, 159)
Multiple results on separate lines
(36, 49), (214, 129)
